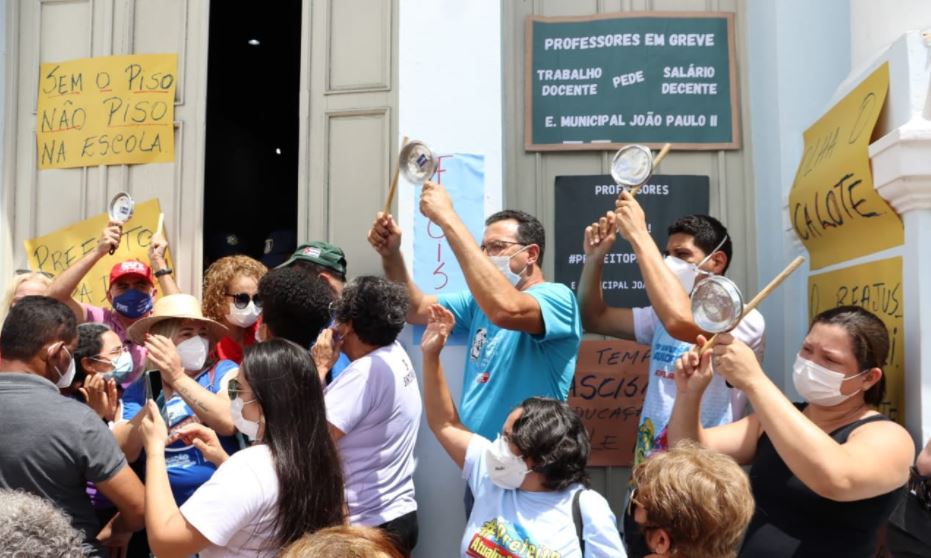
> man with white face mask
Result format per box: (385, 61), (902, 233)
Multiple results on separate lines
(368, 183), (582, 444)
(578, 192), (764, 558)
(0, 296), (145, 555)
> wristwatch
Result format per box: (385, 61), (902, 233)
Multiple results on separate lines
(154, 268), (173, 278)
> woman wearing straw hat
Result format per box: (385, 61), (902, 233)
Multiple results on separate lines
(126, 293), (240, 505)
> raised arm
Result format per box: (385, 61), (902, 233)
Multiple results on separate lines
(148, 233), (180, 296)
(420, 182), (543, 334)
(367, 211), (435, 324)
(577, 211), (635, 338)
(139, 402), (212, 558)
(714, 334), (915, 501)
(614, 192), (704, 342)
(421, 304), (473, 469)
(667, 338), (761, 465)
(47, 221), (122, 323)
(146, 335), (235, 436)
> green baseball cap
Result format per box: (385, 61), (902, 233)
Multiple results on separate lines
(277, 241), (347, 275)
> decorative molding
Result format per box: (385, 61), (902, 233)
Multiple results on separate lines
(871, 118), (931, 213)
(324, 0), (392, 94)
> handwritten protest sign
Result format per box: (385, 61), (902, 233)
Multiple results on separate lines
(788, 63), (901, 270)
(36, 54), (177, 169)
(808, 257), (903, 423)
(569, 339), (650, 466)
(412, 153), (485, 345)
(24, 198), (172, 306)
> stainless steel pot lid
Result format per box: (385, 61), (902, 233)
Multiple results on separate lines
(691, 275), (744, 333)
(107, 192), (135, 224)
(610, 144), (653, 187)
(398, 140), (437, 184)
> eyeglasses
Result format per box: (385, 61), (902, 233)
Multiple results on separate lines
(14, 269), (54, 279)
(479, 240), (524, 256)
(627, 488), (643, 518)
(91, 347), (127, 363)
(226, 292), (262, 309)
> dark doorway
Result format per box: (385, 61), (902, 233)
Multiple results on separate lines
(204, 0), (302, 269)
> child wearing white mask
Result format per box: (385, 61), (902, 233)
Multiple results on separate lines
(201, 256), (268, 365)
(126, 294), (241, 505)
(420, 304), (626, 558)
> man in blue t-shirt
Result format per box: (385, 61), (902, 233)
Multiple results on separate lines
(368, 181), (582, 442)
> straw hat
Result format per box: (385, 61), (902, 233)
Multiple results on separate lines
(127, 294), (229, 345)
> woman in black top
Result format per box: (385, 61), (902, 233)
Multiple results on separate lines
(668, 306), (914, 558)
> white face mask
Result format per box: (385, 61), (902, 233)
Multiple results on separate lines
(227, 302), (261, 328)
(489, 246), (530, 287)
(53, 346), (76, 388)
(230, 396), (261, 439)
(176, 336), (209, 371)
(664, 234), (728, 294)
(485, 435), (530, 489)
(792, 354), (868, 407)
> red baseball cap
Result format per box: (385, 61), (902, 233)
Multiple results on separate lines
(109, 259), (155, 286)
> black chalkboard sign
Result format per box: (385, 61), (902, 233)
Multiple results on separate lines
(525, 13), (739, 151)
(555, 174), (710, 310)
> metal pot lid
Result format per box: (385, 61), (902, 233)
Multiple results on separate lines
(610, 144), (653, 187)
(398, 140), (437, 184)
(691, 275), (744, 333)
(107, 192), (135, 224)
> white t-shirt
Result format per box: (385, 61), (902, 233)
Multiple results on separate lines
(461, 436), (626, 558)
(631, 305), (765, 466)
(325, 341), (422, 526)
(180, 445), (279, 558)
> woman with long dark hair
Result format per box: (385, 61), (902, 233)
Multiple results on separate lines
(139, 338), (345, 557)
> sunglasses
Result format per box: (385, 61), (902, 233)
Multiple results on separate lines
(15, 269), (54, 279)
(227, 292), (262, 309)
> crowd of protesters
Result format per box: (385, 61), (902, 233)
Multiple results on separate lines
(0, 179), (923, 558)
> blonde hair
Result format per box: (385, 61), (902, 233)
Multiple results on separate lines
(279, 525), (404, 558)
(202, 256), (267, 323)
(631, 441), (754, 558)
(2, 272), (53, 321)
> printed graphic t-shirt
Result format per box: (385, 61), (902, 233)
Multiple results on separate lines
(461, 435), (626, 558)
(631, 306), (765, 466)
(439, 282), (582, 440)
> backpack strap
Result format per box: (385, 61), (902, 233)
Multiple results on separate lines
(572, 488), (586, 556)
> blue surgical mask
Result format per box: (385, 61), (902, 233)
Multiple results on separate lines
(97, 350), (135, 384)
(111, 289), (153, 319)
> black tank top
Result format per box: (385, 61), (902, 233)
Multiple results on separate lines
(739, 405), (903, 558)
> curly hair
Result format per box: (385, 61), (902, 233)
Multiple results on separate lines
(632, 440), (754, 558)
(330, 276), (409, 347)
(202, 255), (268, 323)
(280, 525), (405, 558)
(510, 397), (591, 491)
(258, 267), (334, 348)
(0, 489), (89, 557)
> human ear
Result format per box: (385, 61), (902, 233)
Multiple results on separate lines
(645, 527), (672, 555)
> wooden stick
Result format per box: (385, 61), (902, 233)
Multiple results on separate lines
(652, 143), (672, 167)
(629, 143), (672, 196)
(383, 136), (410, 216)
(701, 255), (805, 354)
(155, 212), (164, 238)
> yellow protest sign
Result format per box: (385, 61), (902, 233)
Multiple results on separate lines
(789, 63), (902, 270)
(36, 54), (177, 169)
(808, 257), (903, 423)
(23, 199), (173, 306)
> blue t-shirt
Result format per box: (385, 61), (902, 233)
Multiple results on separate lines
(438, 282), (582, 440)
(123, 360), (241, 505)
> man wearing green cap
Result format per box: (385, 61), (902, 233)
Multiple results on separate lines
(277, 240), (348, 295)
(274, 241), (351, 382)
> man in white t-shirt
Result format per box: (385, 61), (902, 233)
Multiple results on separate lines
(315, 276), (422, 555)
(578, 192), (765, 557)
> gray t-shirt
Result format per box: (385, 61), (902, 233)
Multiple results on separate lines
(0, 372), (127, 548)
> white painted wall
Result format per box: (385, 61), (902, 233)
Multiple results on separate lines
(0, 0), (10, 281)
(396, 1), (503, 556)
(745, 0), (851, 395)
(850, 0), (931, 70)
